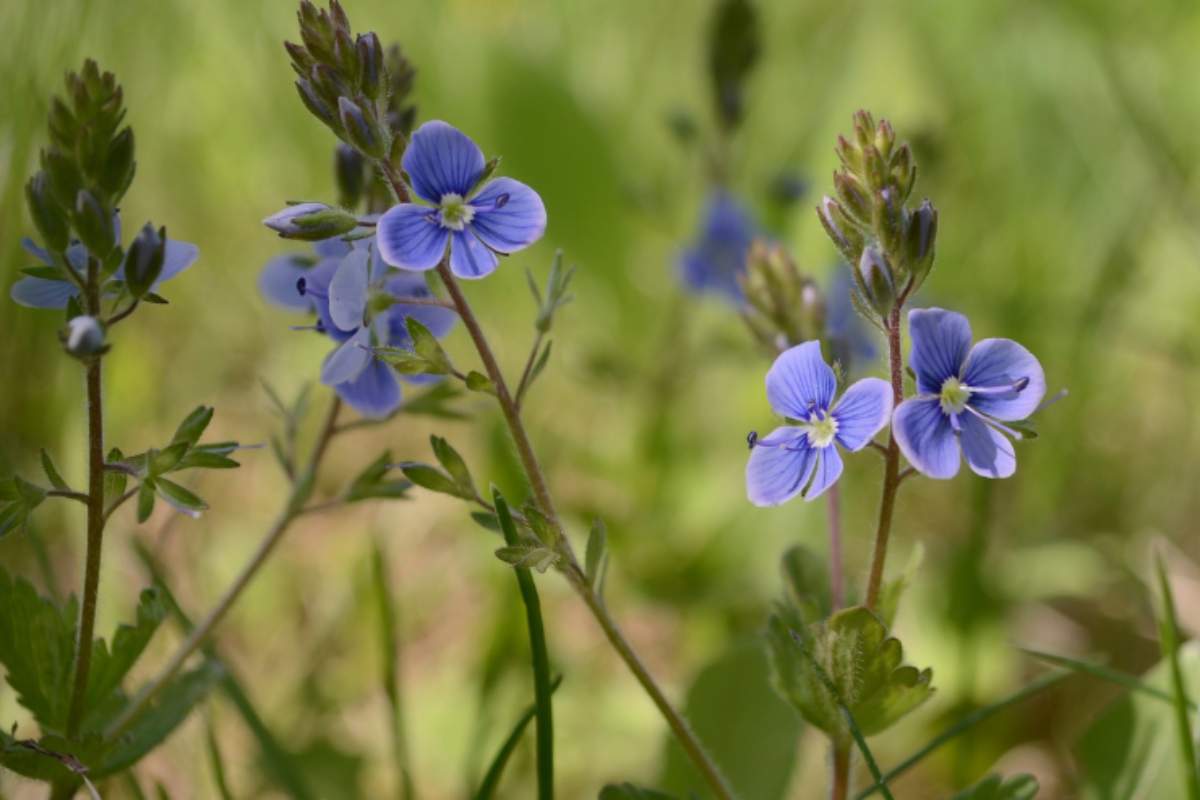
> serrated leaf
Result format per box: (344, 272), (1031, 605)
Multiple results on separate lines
(950, 774), (1039, 800)
(0, 567), (77, 730)
(398, 463), (473, 500)
(430, 436), (474, 493)
(154, 478), (207, 517)
(585, 518), (608, 592)
(466, 370), (497, 395)
(767, 606), (933, 745)
(40, 450), (69, 491)
(81, 587), (167, 728)
(598, 784), (678, 800)
(495, 544), (560, 574)
(137, 480), (157, 523)
(171, 406), (213, 450)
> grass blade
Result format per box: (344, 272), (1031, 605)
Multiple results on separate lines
(1023, 647), (1198, 710)
(205, 713), (235, 800)
(855, 670), (1070, 799)
(473, 675), (564, 800)
(1155, 552), (1200, 800)
(493, 488), (555, 800)
(371, 536), (417, 799)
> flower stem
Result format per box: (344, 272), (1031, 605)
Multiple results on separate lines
(864, 306), (904, 611)
(65, 258), (108, 739)
(831, 744), (852, 800)
(104, 397), (342, 740)
(432, 260), (737, 800)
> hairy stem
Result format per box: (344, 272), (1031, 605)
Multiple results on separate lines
(831, 744), (851, 800)
(864, 306), (904, 611)
(104, 397), (342, 739)
(65, 258), (107, 739)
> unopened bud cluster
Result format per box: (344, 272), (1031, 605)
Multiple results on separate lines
(739, 241), (825, 351)
(816, 111), (938, 322)
(27, 59), (135, 257)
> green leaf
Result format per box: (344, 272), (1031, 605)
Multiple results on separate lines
(40, 450), (69, 491)
(375, 346), (436, 375)
(398, 463), (474, 500)
(0, 567), (76, 730)
(707, 0), (760, 130)
(495, 543), (560, 574)
(171, 406), (214, 450)
(81, 587), (167, 727)
(94, 661), (224, 777)
(0, 732), (106, 785)
(521, 502), (558, 548)
(1077, 643), (1200, 800)
(473, 675), (564, 800)
(779, 544), (831, 625)
(345, 451), (410, 502)
(585, 518), (608, 593)
(471, 511), (501, 532)
(174, 450), (240, 470)
(1154, 553), (1200, 800)
(876, 544), (924, 629)
(466, 370), (497, 395)
(103, 447), (128, 509)
(154, 477), (208, 517)
(767, 606), (933, 746)
(950, 774), (1039, 800)
(150, 442), (189, 475)
(405, 317), (454, 374)
(598, 785), (679, 800)
(0, 476), (47, 539)
(659, 640), (802, 800)
(137, 480), (157, 523)
(431, 436), (474, 493)
(528, 340), (554, 386)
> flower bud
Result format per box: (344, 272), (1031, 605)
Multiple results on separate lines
(861, 144), (887, 192)
(335, 144), (367, 208)
(890, 143), (915, 201)
(124, 223), (166, 298)
(832, 171), (871, 224)
(872, 188), (905, 258)
(874, 118), (895, 160)
(42, 150), (84, 208)
(852, 110), (876, 148)
(25, 172), (70, 252)
(73, 189), (114, 256)
(904, 200), (938, 285)
(739, 242), (823, 347)
(857, 246), (895, 318)
(295, 79), (337, 128)
(63, 315), (106, 357)
(338, 97), (386, 158)
(284, 40), (314, 75)
(834, 135), (861, 173)
(263, 202), (358, 241)
(356, 32), (385, 99)
(332, 26), (359, 83)
(816, 196), (863, 263)
(99, 126), (136, 202)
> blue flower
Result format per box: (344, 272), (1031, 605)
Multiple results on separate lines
(11, 216), (198, 309)
(260, 237), (455, 419)
(893, 308), (1045, 480)
(746, 341), (893, 506)
(376, 121), (547, 280)
(679, 191), (758, 303)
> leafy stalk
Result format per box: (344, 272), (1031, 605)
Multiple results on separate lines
(472, 676), (564, 800)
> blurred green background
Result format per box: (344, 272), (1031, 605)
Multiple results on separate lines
(3, 0), (1200, 797)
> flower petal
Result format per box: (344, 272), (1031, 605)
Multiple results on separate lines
(313, 237), (353, 260)
(10, 277), (79, 309)
(21, 238), (53, 266)
(156, 240), (200, 286)
(962, 337), (1046, 421)
(328, 247), (369, 331)
(765, 341), (837, 419)
(803, 447), (843, 501)
(959, 412), (1017, 479)
(469, 177), (547, 254)
(376, 203), (449, 272)
(258, 254), (313, 311)
(401, 120), (485, 203)
(832, 377), (893, 451)
(746, 427), (818, 507)
(335, 358), (402, 419)
(449, 230), (499, 280)
(384, 273), (457, 340)
(908, 307), (972, 394)
(320, 326), (371, 386)
(893, 397), (960, 479)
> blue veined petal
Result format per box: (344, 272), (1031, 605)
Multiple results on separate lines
(962, 337), (1046, 421)
(377, 203), (449, 272)
(765, 341), (837, 420)
(746, 427), (818, 507)
(66, 242), (89, 274)
(468, 177), (546, 254)
(335, 358), (402, 419)
(383, 273), (457, 340)
(959, 411), (1017, 479)
(449, 230), (499, 279)
(803, 447), (843, 501)
(893, 396), (960, 479)
(320, 326), (371, 386)
(258, 254), (313, 311)
(10, 276), (80, 309)
(401, 120), (485, 203)
(156, 240), (199, 286)
(832, 377), (893, 451)
(328, 247), (369, 331)
(908, 307), (972, 394)
(313, 237), (353, 260)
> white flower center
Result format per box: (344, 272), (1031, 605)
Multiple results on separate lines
(940, 377), (971, 415)
(438, 193), (476, 231)
(804, 411), (839, 448)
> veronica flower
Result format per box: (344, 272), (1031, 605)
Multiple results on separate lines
(746, 341), (893, 506)
(264, 237), (455, 418)
(376, 120), (546, 280)
(893, 308), (1045, 479)
(679, 191), (758, 303)
(10, 217), (198, 309)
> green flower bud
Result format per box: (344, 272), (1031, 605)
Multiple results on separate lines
(356, 32), (385, 99)
(124, 223), (166, 298)
(296, 78), (337, 128)
(858, 246), (895, 318)
(833, 171), (872, 225)
(263, 202), (358, 241)
(25, 172), (70, 252)
(817, 196), (864, 264)
(890, 143), (915, 201)
(73, 189), (114, 256)
(338, 96), (387, 158)
(905, 200), (938, 286)
(99, 127), (136, 202)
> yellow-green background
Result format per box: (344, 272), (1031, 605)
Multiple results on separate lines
(3, 0), (1200, 797)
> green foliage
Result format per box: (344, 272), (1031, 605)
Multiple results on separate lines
(659, 640), (801, 799)
(706, 0), (760, 131)
(344, 451), (411, 502)
(1154, 554), (1200, 800)
(950, 774), (1039, 800)
(527, 251), (576, 334)
(80, 588), (166, 729)
(767, 605), (933, 746)
(0, 475), (47, 539)
(779, 544), (832, 624)
(472, 676), (564, 800)
(598, 784), (678, 800)
(584, 518), (608, 596)
(0, 568), (77, 730)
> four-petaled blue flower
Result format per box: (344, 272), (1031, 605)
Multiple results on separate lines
(678, 191), (758, 303)
(10, 215), (198, 309)
(260, 236), (455, 419)
(376, 120), (547, 280)
(746, 341), (893, 505)
(892, 307), (1045, 479)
